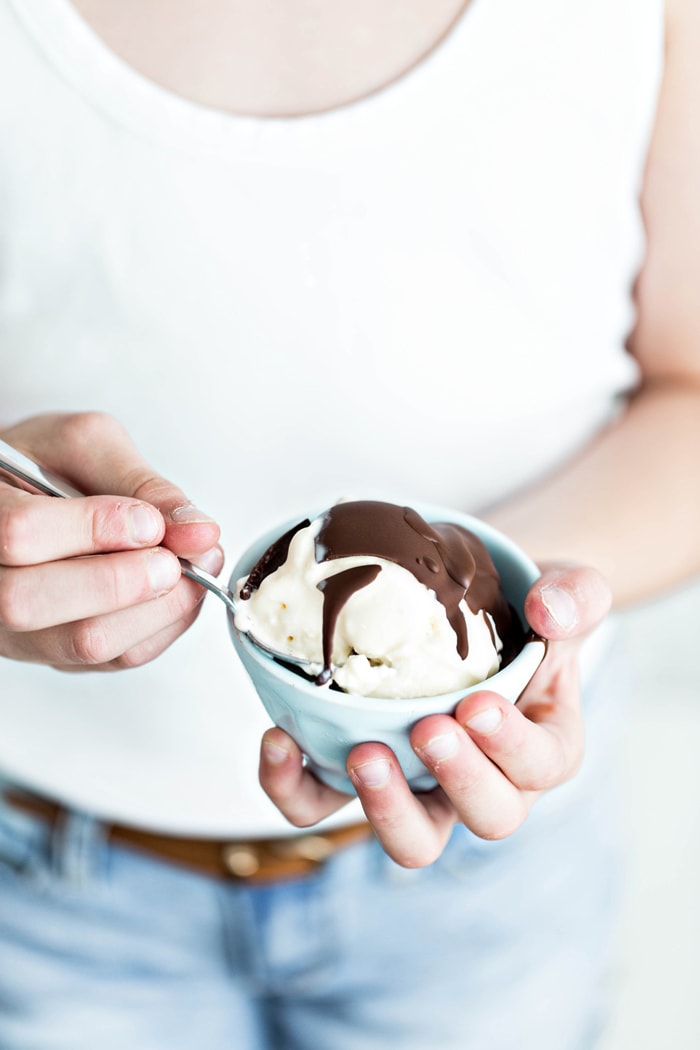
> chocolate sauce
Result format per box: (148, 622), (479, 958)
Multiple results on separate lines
(315, 564), (382, 685)
(316, 501), (521, 672)
(241, 501), (524, 686)
(238, 518), (310, 600)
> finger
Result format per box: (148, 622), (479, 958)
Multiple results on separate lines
(8, 573), (208, 667)
(452, 679), (584, 793)
(524, 565), (612, 641)
(347, 743), (457, 866)
(96, 546), (225, 665)
(408, 714), (533, 841)
(5, 412), (171, 500)
(77, 598), (207, 671)
(0, 487), (166, 565)
(259, 728), (352, 826)
(0, 548), (182, 631)
(4, 413), (220, 558)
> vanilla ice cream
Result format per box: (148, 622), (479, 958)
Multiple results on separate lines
(233, 500), (523, 700)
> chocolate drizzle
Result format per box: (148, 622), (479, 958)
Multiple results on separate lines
(238, 518), (310, 600)
(315, 564), (382, 685)
(241, 501), (524, 687)
(315, 502), (521, 675)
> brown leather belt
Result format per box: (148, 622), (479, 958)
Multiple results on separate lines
(3, 789), (372, 883)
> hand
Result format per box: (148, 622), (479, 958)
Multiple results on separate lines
(0, 412), (223, 670)
(259, 564), (612, 867)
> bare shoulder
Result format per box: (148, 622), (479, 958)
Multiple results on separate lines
(629, 0), (700, 378)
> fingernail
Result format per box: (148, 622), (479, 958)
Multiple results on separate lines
(170, 503), (216, 525)
(262, 739), (290, 765)
(128, 504), (162, 544)
(540, 585), (579, 631)
(147, 550), (181, 594)
(465, 707), (503, 735)
(350, 758), (392, 789)
(418, 731), (459, 763)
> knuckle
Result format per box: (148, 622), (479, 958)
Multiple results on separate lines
(168, 603), (203, 638)
(361, 807), (404, 838)
(477, 801), (529, 842)
(523, 758), (565, 793)
(100, 555), (151, 608)
(438, 763), (482, 796)
(114, 627), (180, 670)
(58, 410), (125, 450)
(112, 648), (149, 671)
(164, 579), (199, 619)
(55, 414), (168, 510)
(89, 500), (130, 548)
(0, 572), (32, 630)
(110, 607), (198, 672)
(69, 618), (113, 665)
(394, 844), (443, 869)
(0, 502), (35, 565)
(525, 736), (581, 793)
(126, 472), (177, 508)
(257, 791), (315, 829)
(283, 810), (318, 830)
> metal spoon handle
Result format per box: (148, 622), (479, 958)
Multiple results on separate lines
(0, 438), (237, 611)
(0, 438), (84, 498)
(176, 558), (237, 613)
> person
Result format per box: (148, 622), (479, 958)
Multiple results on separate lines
(0, 0), (698, 1047)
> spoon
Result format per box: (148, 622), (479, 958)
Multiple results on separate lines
(0, 438), (314, 670)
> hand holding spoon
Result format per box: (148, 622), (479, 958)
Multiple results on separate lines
(0, 438), (311, 670)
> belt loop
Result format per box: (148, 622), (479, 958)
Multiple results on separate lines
(50, 807), (103, 888)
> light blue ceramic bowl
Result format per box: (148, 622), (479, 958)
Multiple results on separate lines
(228, 505), (546, 795)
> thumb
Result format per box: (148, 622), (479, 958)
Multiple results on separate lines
(524, 564), (612, 642)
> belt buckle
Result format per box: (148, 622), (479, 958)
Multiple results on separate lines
(221, 833), (335, 880)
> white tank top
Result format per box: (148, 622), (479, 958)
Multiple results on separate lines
(0, 0), (663, 834)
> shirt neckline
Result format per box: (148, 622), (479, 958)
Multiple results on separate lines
(9, 0), (480, 154)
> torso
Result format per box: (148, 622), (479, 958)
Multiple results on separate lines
(0, 0), (664, 833)
(70, 0), (472, 116)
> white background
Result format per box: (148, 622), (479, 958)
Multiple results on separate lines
(600, 577), (700, 1048)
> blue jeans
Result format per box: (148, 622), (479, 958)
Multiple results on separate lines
(0, 674), (625, 1050)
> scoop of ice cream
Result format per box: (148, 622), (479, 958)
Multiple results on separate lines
(233, 500), (523, 699)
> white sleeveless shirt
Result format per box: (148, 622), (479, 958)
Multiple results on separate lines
(0, 0), (663, 834)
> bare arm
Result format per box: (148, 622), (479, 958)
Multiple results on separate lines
(261, 0), (700, 861)
(485, 0), (700, 606)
